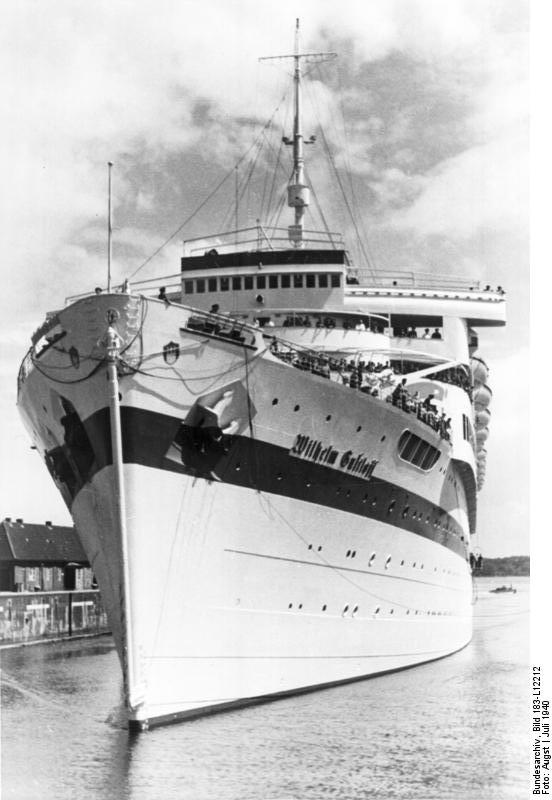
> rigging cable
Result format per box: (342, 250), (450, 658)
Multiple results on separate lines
(305, 69), (378, 280)
(128, 89), (291, 281)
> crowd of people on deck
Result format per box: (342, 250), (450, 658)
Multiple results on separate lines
(281, 314), (385, 333)
(389, 379), (452, 440)
(270, 344), (454, 441)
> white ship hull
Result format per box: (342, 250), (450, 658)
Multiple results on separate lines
(74, 465), (472, 727)
(17, 293), (474, 729)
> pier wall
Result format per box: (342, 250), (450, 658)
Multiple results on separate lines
(0, 589), (109, 645)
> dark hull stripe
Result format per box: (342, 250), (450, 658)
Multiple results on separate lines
(47, 405), (468, 559)
(129, 639), (471, 732)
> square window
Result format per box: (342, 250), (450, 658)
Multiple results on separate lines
(232, 276), (241, 290)
(318, 274), (328, 288)
(244, 276), (253, 290)
(196, 279), (205, 293)
(306, 274), (315, 288)
(293, 274), (303, 288)
(208, 278), (217, 292)
(257, 275), (266, 290)
(184, 280), (194, 294)
(269, 274), (278, 289)
(281, 274), (291, 288)
(331, 273), (341, 288)
(220, 277), (229, 291)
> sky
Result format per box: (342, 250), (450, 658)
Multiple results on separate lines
(0, 0), (530, 558)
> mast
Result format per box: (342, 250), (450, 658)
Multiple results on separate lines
(260, 19), (336, 248)
(107, 161), (113, 291)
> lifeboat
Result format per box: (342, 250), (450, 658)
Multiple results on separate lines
(473, 384), (492, 409)
(476, 427), (489, 444)
(470, 355), (489, 386)
(475, 407), (491, 428)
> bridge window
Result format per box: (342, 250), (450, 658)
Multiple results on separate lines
(244, 276), (254, 290)
(306, 274), (316, 288)
(398, 430), (441, 471)
(196, 279), (205, 293)
(184, 280), (194, 294)
(318, 274), (328, 288)
(257, 275), (266, 290)
(269, 275), (278, 289)
(232, 276), (241, 290)
(281, 274), (291, 288)
(294, 274), (303, 288)
(220, 277), (229, 291)
(208, 278), (217, 292)
(331, 273), (341, 288)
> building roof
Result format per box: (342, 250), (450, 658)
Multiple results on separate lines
(0, 518), (88, 566)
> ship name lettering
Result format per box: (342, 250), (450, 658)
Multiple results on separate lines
(291, 434), (338, 465)
(290, 435), (378, 481)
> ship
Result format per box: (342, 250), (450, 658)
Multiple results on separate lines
(17, 23), (505, 730)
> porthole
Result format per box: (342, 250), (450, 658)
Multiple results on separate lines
(298, 603), (303, 609)
(342, 604), (349, 615)
(272, 398), (279, 405)
(346, 550), (351, 557)
(308, 544), (313, 550)
(322, 604), (327, 611)
(368, 553), (376, 566)
(400, 559), (405, 566)
(385, 555), (392, 569)
(406, 609), (410, 615)
(387, 501), (396, 514)
(351, 550), (356, 558)
(317, 546), (322, 552)
(374, 607), (380, 615)
(326, 414), (332, 421)
(356, 425), (362, 432)
(413, 562), (417, 568)
(235, 463), (241, 471)
(380, 435), (386, 442)
(371, 498), (377, 507)
(362, 495), (368, 504)
(294, 404), (300, 411)
(402, 506), (409, 518)
(288, 603), (293, 609)
(352, 605), (359, 615)
(390, 608), (394, 614)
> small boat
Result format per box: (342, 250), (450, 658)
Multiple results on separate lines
(490, 585), (517, 594)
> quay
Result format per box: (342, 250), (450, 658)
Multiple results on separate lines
(0, 589), (109, 648)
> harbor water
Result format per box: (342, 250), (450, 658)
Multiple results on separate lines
(0, 576), (530, 800)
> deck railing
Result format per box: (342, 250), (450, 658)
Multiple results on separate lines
(348, 269), (482, 292)
(183, 225), (345, 256)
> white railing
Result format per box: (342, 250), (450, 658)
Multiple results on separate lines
(183, 225), (345, 256)
(348, 269), (482, 292)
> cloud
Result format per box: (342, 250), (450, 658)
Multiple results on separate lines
(387, 136), (528, 237)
